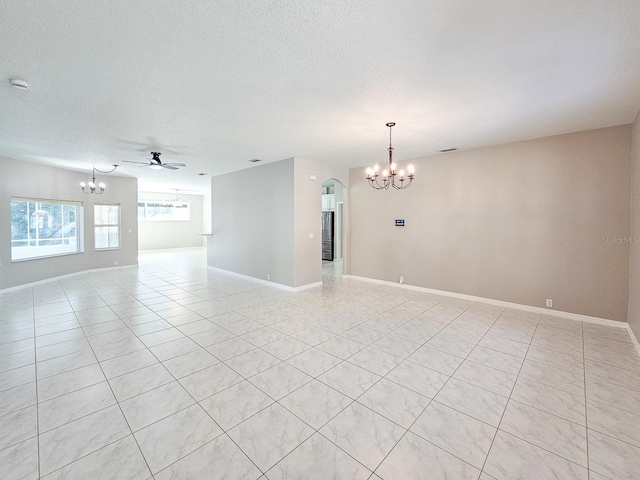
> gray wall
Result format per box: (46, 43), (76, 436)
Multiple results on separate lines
(207, 157), (348, 288)
(138, 192), (205, 250)
(349, 125), (631, 322)
(208, 158), (295, 286)
(629, 112), (640, 337)
(0, 157), (138, 289)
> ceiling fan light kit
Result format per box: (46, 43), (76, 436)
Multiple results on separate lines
(366, 122), (415, 190)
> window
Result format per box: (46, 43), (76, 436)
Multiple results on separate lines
(94, 204), (120, 249)
(137, 201), (190, 221)
(11, 198), (82, 261)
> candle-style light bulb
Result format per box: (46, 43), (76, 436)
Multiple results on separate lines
(408, 164), (415, 174)
(399, 169), (405, 178)
(382, 169), (388, 177)
(390, 163), (397, 172)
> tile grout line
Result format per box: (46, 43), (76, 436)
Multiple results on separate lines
(93, 273), (269, 479)
(476, 310), (540, 476)
(582, 320), (592, 479)
(166, 285), (441, 477)
(366, 302), (507, 477)
(69, 281), (157, 479)
(8, 260), (637, 479)
(227, 292), (450, 478)
(32, 285), (41, 480)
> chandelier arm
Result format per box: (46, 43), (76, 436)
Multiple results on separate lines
(368, 177), (388, 190)
(392, 177), (413, 190)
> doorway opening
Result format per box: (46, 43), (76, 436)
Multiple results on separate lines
(321, 179), (344, 280)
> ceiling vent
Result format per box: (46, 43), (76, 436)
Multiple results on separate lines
(439, 148), (458, 153)
(248, 158), (262, 163)
(9, 78), (30, 90)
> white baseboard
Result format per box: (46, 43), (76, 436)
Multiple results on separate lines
(0, 264), (138, 294)
(343, 274), (625, 328)
(344, 274), (640, 357)
(207, 266), (322, 292)
(139, 247), (205, 254)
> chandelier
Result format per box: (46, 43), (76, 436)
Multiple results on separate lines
(80, 165), (118, 194)
(172, 189), (183, 207)
(366, 122), (415, 190)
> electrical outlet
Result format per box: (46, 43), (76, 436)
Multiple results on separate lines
(309, 232), (314, 238)
(267, 274), (271, 280)
(546, 299), (553, 308)
(216, 262), (219, 267)
(399, 276), (404, 284)
(114, 260), (119, 266)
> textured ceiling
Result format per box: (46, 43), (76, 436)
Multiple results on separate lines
(1, 0), (639, 193)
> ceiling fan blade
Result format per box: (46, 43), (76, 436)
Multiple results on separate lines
(115, 139), (156, 152)
(162, 165), (179, 170)
(146, 137), (187, 155)
(163, 163), (186, 167)
(116, 138), (189, 155)
(159, 147), (185, 155)
(122, 160), (148, 165)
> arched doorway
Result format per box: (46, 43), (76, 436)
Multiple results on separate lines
(321, 178), (345, 280)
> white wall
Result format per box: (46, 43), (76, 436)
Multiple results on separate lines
(138, 192), (205, 250)
(0, 157), (138, 289)
(349, 125), (631, 322)
(208, 158), (295, 286)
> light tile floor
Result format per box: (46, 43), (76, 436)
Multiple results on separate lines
(1, 249), (640, 479)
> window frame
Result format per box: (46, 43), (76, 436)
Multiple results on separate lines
(10, 197), (84, 262)
(94, 203), (121, 251)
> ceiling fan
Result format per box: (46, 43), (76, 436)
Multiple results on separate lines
(123, 152), (186, 170)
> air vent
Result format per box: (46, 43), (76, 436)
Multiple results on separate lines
(9, 78), (30, 90)
(248, 159), (262, 163)
(439, 148), (458, 153)
(198, 173), (208, 176)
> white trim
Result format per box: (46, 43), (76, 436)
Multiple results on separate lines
(0, 264), (138, 293)
(207, 266), (322, 292)
(139, 247), (204, 254)
(343, 274), (624, 328)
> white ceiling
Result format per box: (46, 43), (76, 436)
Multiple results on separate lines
(1, 1), (639, 193)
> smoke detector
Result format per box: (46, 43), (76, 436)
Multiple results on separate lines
(9, 78), (30, 90)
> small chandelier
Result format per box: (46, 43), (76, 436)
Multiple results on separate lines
(366, 122), (415, 190)
(172, 189), (183, 207)
(80, 165), (118, 194)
